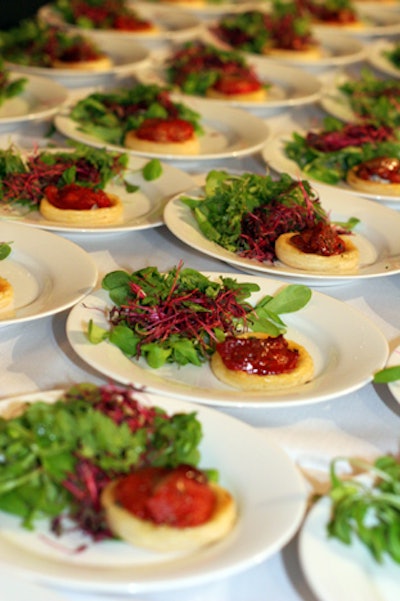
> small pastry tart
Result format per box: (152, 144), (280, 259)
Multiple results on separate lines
(275, 231), (359, 274)
(265, 44), (322, 60)
(51, 55), (113, 71)
(40, 184), (123, 226)
(211, 332), (314, 391)
(124, 117), (200, 155)
(0, 276), (14, 313)
(346, 157), (400, 197)
(101, 466), (237, 553)
(206, 76), (267, 101)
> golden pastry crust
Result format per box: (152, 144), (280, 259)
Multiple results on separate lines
(51, 55), (113, 71)
(39, 193), (124, 226)
(275, 232), (359, 274)
(265, 45), (323, 61)
(346, 166), (400, 197)
(206, 87), (268, 102)
(0, 276), (14, 313)
(101, 479), (237, 553)
(211, 332), (314, 391)
(124, 130), (200, 155)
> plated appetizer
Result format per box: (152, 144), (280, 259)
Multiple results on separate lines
(0, 18), (112, 71)
(300, 0), (363, 28)
(0, 382), (236, 552)
(88, 263), (314, 391)
(0, 144), (145, 227)
(210, 2), (321, 60)
(164, 41), (268, 102)
(69, 83), (203, 155)
(180, 170), (359, 272)
(283, 117), (400, 194)
(51, 0), (157, 33)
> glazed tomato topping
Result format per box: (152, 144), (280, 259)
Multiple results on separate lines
(216, 334), (299, 375)
(113, 465), (216, 527)
(213, 73), (262, 95)
(353, 157), (400, 183)
(44, 183), (112, 210)
(135, 118), (195, 143)
(290, 222), (346, 256)
(113, 15), (152, 31)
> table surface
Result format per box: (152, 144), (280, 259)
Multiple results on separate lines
(1, 24), (400, 601)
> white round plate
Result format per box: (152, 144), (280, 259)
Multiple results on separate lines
(39, 3), (201, 43)
(262, 133), (400, 205)
(0, 153), (195, 233)
(164, 183), (400, 284)
(0, 570), (65, 601)
(0, 73), (68, 131)
(66, 272), (388, 408)
(6, 39), (151, 88)
(367, 39), (400, 79)
(55, 99), (270, 161)
(0, 222), (97, 326)
(385, 344), (400, 403)
(136, 54), (322, 113)
(207, 29), (366, 71)
(0, 389), (307, 593)
(299, 496), (400, 601)
(313, 4), (400, 36)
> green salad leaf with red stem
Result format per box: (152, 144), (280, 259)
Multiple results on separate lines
(87, 263), (312, 369)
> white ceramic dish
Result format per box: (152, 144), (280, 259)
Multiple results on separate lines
(262, 133), (400, 205)
(39, 3), (201, 43)
(0, 222), (97, 326)
(164, 183), (400, 284)
(207, 29), (366, 71)
(0, 154), (195, 233)
(313, 4), (400, 36)
(6, 39), (151, 88)
(299, 496), (400, 601)
(55, 99), (270, 161)
(367, 39), (400, 79)
(136, 55), (322, 113)
(0, 570), (66, 601)
(0, 389), (307, 594)
(0, 73), (68, 131)
(66, 272), (388, 408)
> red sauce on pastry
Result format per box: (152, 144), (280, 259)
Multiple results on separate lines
(135, 118), (195, 143)
(290, 222), (346, 256)
(44, 183), (112, 210)
(215, 334), (299, 375)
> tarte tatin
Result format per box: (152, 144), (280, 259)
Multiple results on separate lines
(211, 332), (314, 391)
(101, 465), (237, 552)
(346, 157), (400, 196)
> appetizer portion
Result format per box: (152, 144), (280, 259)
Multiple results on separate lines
(69, 84), (203, 155)
(0, 242), (13, 314)
(52, 0), (156, 33)
(283, 117), (400, 190)
(0, 18), (112, 71)
(300, 0), (362, 28)
(164, 41), (268, 101)
(88, 263), (313, 393)
(181, 170), (358, 271)
(0, 58), (27, 107)
(211, 332), (314, 390)
(210, 2), (321, 60)
(0, 144), (133, 226)
(0, 382), (236, 551)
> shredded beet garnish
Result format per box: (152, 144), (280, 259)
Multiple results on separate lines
(306, 123), (394, 153)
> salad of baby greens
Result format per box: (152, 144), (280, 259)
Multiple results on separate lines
(0, 144), (161, 210)
(181, 170), (334, 263)
(0, 58), (26, 107)
(88, 263), (312, 369)
(69, 84), (203, 146)
(0, 383), (203, 539)
(326, 454), (400, 564)
(284, 117), (400, 184)
(338, 69), (400, 128)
